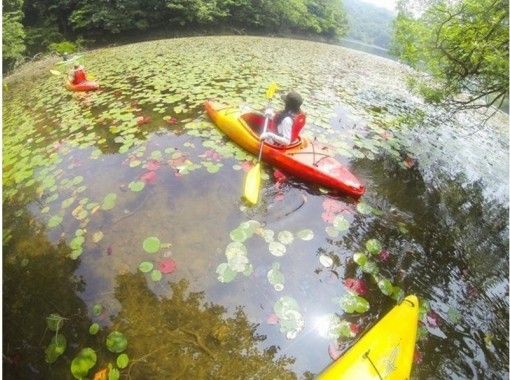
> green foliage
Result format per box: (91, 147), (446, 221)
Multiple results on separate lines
(49, 40), (79, 54)
(392, 0), (509, 110)
(2, 8), (26, 68)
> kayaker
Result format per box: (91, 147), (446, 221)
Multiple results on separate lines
(260, 91), (306, 147)
(68, 64), (87, 85)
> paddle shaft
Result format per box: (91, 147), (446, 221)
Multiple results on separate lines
(257, 113), (271, 162)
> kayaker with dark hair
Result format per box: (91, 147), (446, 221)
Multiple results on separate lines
(260, 91), (306, 146)
(68, 64), (87, 85)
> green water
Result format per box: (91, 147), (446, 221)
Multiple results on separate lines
(3, 36), (508, 379)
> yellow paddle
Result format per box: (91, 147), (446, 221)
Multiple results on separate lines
(243, 82), (278, 205)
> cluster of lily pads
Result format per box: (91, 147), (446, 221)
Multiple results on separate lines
(44, 308), (129, 380)
(138, 236), (176, 282)
(216, 220), (314, 284)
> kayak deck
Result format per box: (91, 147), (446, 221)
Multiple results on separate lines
(318, 295), (420, 380)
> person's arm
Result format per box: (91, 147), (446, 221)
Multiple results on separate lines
(261, 117), (292, 145)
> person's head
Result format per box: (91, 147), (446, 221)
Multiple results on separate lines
(282, 91), (303, 113)
(74, 64), (80, 69)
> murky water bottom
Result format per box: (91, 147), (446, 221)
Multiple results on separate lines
(3, 37), (508, 379)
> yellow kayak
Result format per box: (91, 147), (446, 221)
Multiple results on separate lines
(318, 295), (419, 380)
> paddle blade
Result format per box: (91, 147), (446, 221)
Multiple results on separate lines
(266, 82), (278, 99)
(243, 163), (261, 205)
(50, 69), (62, 76)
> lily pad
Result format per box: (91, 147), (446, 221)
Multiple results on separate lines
(366, 239), (382, 254)
(339, 293), (370, 314)
(116, 353), (129, 369)
(71, 347), (97, 379)
(101, 193), (117, 210)
(143, 236), (161, 253)
(138, 261), (154, 273)
(128, 181), (145, 192)
(48, 215), (63, 228)
(216, 262), (237, 283)
(297, 229), (314, 241)
(277, 231), (294, 245)
(45, 334), (67, 364)
(151, 269), (162, 282)
(47, 313), (64, 332)
(268, 241), (286, 257)
(89, 323), (100, 335)
(106, 331), (128, 353)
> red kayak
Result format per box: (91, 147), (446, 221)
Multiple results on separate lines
(66, 80), (99, 92)
(205, 101), (365, 197)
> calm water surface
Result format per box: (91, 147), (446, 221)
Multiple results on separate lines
(3, 36), (508, 379)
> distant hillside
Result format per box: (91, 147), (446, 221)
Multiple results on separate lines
(342, 0), (395, 49)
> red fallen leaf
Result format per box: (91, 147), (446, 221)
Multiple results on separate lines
(343, 278), (368, 296)
(107, 246), (112, 256)
(267, 314), (279, 325)
(165, 116), (178, 125)
(413, 349), (424, 364)
(136, 115), (152, 126)
(241, 161), (253, 172)
(159, 258), (177, 274)
(426, 310), (441, 328)
(403, 156), (416, 169)
(273, 169), (287, 183)
(146, 159), (161, 171)
(349, 323), (361, 335)
(378, 249), (390, 262)
(328, 342), (342, 360)
(466, 284), (478, 299)
(140, 170), (157, 184)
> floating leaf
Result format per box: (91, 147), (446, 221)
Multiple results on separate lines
(353, 253), (367, 266)
(216, 263), (237, 283)
(89, 323), (100, 335)
(339, 293), (370, 314)
(45, 334), (67, 363)
(108, 368), (120, 380)
(47, 313), (64, 332)
(48, 215), (63, 228)
(116, 353), (129, 369)
(230, 227), (248, 242)
(277, 231), (294, 245)
(357, 202), (372, 215)
(366, 239), (382, 255)
(101, 193), (117, 210)
(319, 254), (334, 268)
(92, 231), (104, 243)
(377, 278), (394, 296)
(325, 226), (339, 238)
(151, 269), (162, 281)
(138, 261), (154, 273)
(268, 241), (286, 256)
(128, 181), (145, 192)
(297, 229), (314, 241)
(143, 237), (161, 253)
(71, 347), (97, 379)
(447, 307), (462, 324)
(159, 258), (176, 274)
(333, 215), (350, 231)
(93, 304), (103, 317)
(106, 331), (128, 353)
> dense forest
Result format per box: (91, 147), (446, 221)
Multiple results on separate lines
(2, 0), (348, 72)
(343, 0), (394, 49)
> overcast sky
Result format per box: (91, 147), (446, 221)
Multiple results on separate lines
(358, 0), (397, 12)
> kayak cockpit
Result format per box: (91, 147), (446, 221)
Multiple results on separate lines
(239, 112), (302, 150)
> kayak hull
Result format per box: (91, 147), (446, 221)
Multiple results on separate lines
(204, 101), (365, 197)
(318, 295), (420, 380)
(66, 80), (99, 92)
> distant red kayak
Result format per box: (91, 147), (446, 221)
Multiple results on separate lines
(205, 101), (365, 197)
(66, 80), (99, 92)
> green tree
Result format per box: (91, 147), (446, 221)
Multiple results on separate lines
(392, 0), (509, 112)
(2, 0), (26, 68)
